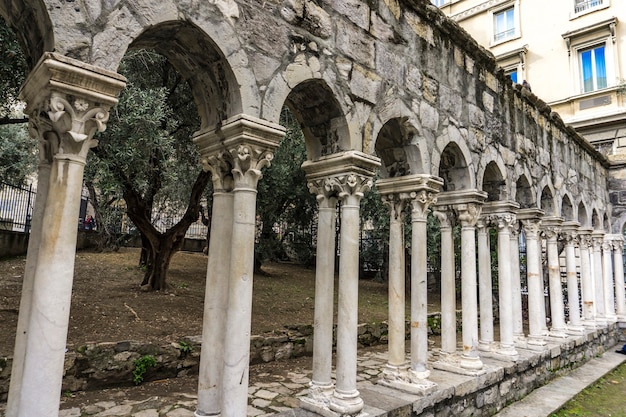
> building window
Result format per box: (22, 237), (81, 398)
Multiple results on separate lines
(431, 0), (447, 6)
(493, 7), (516, 43)
(574, 0), (603, 14)
(579, 44), (607, 92)
(506, 69), (519, 83)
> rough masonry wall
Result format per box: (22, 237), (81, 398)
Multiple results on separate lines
(1, 0), (611, 219)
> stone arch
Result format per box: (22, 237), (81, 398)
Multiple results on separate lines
(603, 213), (610, 232)
(281, 79), (350, 160)
(435, 141), (473, 192)
(374, 117), (428, 178)
(539, 184), (556, 215)
(578, 201), (590, 227)
(477, 156), (508, 202)
(561, 194), (574, 221)
(514, 174), (536, 209)
(592, 209), (601, 229)
(125, 21), (246, 130)
(0, 0), (53, 67)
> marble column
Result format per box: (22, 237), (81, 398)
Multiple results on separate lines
(476, 218), (494, 352)
(331, 161), (378, 415)
(408, 188), (439, 390)
(519, 210), (546, 348)
(602, 238), (617, 321)
(301, 151), (379, 416)
(543, 218), (568, 337)
(381, 193), (410, 381)
(592, 231), (607, 324)
(494, 212), (518, 357)
(7, 53), (125, 417)
(562, 223), (584, 334)
(301, 176), (338, 407)
(435, 209), (457, 357)
(376, 174), (441, 394)
(215, 116), (284, 417)
(578, 229), (596, 327)
(458, 202), (484, 370)
(510, 224), (525, 342)
(611, 236), (626, 321)
(193, 149), (235, 417)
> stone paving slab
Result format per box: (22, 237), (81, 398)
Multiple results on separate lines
(493, 350), (626, 417)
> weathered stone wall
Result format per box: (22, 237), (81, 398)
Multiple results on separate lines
(0, 0), (612, 222)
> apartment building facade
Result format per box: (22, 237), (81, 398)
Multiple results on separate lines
(434, 0), (626, 231)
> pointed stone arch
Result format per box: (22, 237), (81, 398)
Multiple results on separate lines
(592, 209), (601, 229)
(539, 184), (556, 216)
(374, 117), (428, 178)
(280, 79), (351, 161)
(514, 174), (536, 209)
(432, 132), (475, 191)
(561, 194), (574, 221)
(478, 158), (508, 202)
(578, 201), (590, 227)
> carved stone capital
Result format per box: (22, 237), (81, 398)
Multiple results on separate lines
(200, 151), (234, 192)
(410, 190), (437, 221)
(306, 178), (339, 209)
(381, 193), (409, 221)
(20, 53), (126, 163)
(230, 143), (275, 189)
(521, 219), (542, 240)
(335, 173), (374, 205)
(457, 203), (482, 227)
(541, 226), (561, 241)
(490, 212), (517, 231)
(561, 230), (579, 246)
(578, 233), (593, 249)
(434, 209), (454, 229)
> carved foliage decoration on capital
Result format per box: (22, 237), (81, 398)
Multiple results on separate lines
(457, 203), (482, 227)
(381, 193), (408, 222)
(334, 173), (374, 205)
(561, 230), (579, 247)
(229, 144), (274, 189)
(201, 151), (234, 192)
(491, 213), (517, 232)
(410, 190), (437, 221)
(434, 208), (454, 229)
(611, 237), (625, 252)
(521, 219), (542, 240)
(578, 233), (593, 249)
(541, 225), (561, 241)
(29, 92), (112, 162)
(591, 235), (604, 251)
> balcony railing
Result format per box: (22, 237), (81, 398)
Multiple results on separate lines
(575, 0), (603, 14)
(494, 28), (516, 42)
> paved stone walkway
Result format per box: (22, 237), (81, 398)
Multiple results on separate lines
(2, 344), (623, 417)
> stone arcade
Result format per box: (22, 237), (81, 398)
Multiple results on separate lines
(1, 0), (623, 416)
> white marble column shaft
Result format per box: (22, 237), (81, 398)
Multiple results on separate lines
(6, 160), (51, 417)
(612, 238), (626, 320)
(523, 220), (546, 346)
(458, 204), (483, 370)
(544, 223), (567, 337)
(436, 210), (457, 355)
(495, 214), (517, 356)
(592, 233), (606, 324)
(196, 158), (234, 417)
(309, 193), (337, 396)
(510, 227), (524, 341)
(477, 219), (494, 352)
(578, 232), (595, 326)
(602, 240), (616, 320)
(563, 228), (583, 333)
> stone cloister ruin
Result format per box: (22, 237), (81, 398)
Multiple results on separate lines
(1, 0), (624, 416)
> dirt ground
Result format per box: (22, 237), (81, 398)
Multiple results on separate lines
(0, 247), (394, 357)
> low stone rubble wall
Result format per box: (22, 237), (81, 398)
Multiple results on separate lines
(0, 316), (621, 407)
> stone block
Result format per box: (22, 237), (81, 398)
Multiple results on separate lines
(303, 1), (332, 39)
(420, 100), (439, 132)
(330, 0), (370, 30)
(336, 19), (375, 68)
(350, 64), (382, 104)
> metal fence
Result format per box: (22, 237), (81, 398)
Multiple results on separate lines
(0, 181), (36, 233)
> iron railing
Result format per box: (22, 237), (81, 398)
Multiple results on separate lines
(0, 181), (36, 233)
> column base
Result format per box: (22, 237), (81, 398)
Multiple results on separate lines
(525, 335), (548, 351)
(566, 324), (585, 335)
(548, 327), (569, 338)
(378, 364), (437, 395)
(432, 351), (486, 376)
(479, 344), (519, 362)
(583, 319), (597, 329)
(478, 340), (496, 352)
(328, 389), (365, 416)
(514, 333), (527, 344)
(606, 313), (618, 323)
(195, 411), (220, 417)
